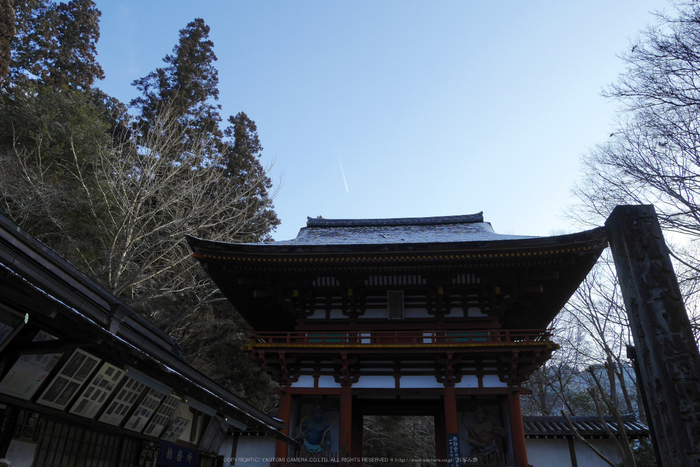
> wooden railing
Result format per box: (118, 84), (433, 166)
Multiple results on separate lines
(247, 329), (552, 346)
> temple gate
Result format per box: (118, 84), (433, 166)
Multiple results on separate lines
(188, 213), (607, 466)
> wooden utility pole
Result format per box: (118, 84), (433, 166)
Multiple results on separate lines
(606, 205), (700, 466)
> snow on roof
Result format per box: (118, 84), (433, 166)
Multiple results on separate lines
(270, 213), (536, 246)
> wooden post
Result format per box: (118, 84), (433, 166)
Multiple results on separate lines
(627, 346), (663, 466)
(340, 383), (353, 463)
(606, 205), (700, 466)
(508, 391), (528, 467)
(275, 389), (292, 464)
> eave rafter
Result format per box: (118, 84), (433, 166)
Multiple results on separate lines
(191, 239), (604, 270)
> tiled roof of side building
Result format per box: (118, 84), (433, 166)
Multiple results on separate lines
(271, 213), (537, 246)
(523, 415), (649, 439)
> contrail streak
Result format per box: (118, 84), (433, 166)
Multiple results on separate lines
(337, 150), (349, 193)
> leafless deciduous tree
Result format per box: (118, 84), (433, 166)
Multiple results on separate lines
(0, 106), (279, 405)
(2, 106), (276, 312)
(573, 3), (700, 231)
(524, 256), (648, 464)
(571, 2), (700, 338)
(362, 416), (435, 467)
(521, 312), (593, 416)
(523, 256), (641, 421)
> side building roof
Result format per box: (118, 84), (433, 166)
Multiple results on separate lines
(0, 213), (290, 442)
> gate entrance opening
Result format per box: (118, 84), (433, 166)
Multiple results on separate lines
(362, 415), (436, 467)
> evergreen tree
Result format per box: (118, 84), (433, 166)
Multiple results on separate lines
(0, 0), (113, 248)
(8, 0), (103, 91)
(131, 18), (221, 147)
(222, 112), (279, 241)
(1, 0), (117, 166)
(0, 0), (14, 84)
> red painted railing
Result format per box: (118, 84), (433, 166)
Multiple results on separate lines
(247, 329), (552, 346)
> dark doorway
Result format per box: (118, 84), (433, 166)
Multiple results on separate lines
(362, 415), (436, 467)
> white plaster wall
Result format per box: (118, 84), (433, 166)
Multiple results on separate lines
(526, 439), (573, 467)
(292, 374), (502, 389)
(359, 309), (388, 319)
(574, 439), (623, 466)
(233, 436), (276, 467)
(481, 375), (508, 387)
(443, 309), (464, 318)
(526, 438), (625, 467)
(317, 375), (341, 388)
(329, 310), (348, 319)
(454, 376), (479, 388)
(352, 376), (395, 388)
(291, 375), (315, 388)
(404, 310), (432, 319)
(400, 375), (444, 388)
(192, 411), (209, 446)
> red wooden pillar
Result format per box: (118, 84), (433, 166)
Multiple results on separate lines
(340, 383), (353, 462)
(508, 391), (528, 467)
(275, 389), (292, 463)
(443, 384), (459, 467)
(444, 384), (459, 433)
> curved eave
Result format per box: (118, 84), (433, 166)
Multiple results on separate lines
(186, 227), (608, 269)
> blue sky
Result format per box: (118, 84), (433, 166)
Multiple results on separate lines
(93, 1), (669, 241)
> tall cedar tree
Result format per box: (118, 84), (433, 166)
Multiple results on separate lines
(0, 0), (112, 215)
(131, 18), (279, 241)
(131, 18), (221, 150)
(0, 0), (116, 179)
(8, 0), (103, 91)
(1, 0), (115, 157)
(223, 112), (279, 241)
(0, 0), (14, 84)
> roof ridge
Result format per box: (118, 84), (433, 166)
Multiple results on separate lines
(306, 212), (484, 228)
(524, 414), (638, 421)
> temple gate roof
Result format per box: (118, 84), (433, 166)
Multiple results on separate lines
(187, 213), (608, 332)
